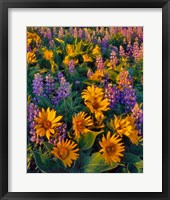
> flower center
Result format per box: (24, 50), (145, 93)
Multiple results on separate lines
(106, 144), (116, 155)
(43, 120), (52, 129)
(58, 147), (69, 160)
(92, 101), (100, 109)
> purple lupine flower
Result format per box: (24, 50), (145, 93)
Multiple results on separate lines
(121, 85), (137, 112)
(48, 123), (67, 145)
(97, 37), (102, 44)
(132, 103), (143, 135)
(70, 27), (74, 35)
(57, 71), (64, 82)
(104, 84), (121, 109)
(27, 103), (44, 144)
(32, 73), (44, 96)
(27, 46), (32, 52)
(132, 37), (143, 61)
(49, 40), (55, 48)
(126, 42), (133, 57)
(110, 50), (118, 69)
(96, 56), (104, 70)
(52, 76), (71, 105)
(68, 59), (75, 74)
(75, 81), (80, 85)
(46, 28), (52, 41)
(119, 45), (126, 58)
(118, 69), (133, 89)
(53, 27), (57, 35)
(58, 27), (64, 39)
(87, 69), (93, 78)
(73, 27), (78, 38)
(101, 37), (109, 50)
(57, 78), (71, 99)
(78, 28), (83, 38)
(45, 74), (55, 95)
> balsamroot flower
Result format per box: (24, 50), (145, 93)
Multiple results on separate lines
(34, 107), (62, 140)
(72, 112), (93, 138)
(112, 115), (140, 145)
(27, 52), (37, 64)
(82, 85), (110, 122)
(99, 131), (125, 164)
(43, 49), (53, 60)
(52, 139), (79, 167)
(89, 70), (104, 82)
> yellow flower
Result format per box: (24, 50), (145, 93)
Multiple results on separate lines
(27, 52), (37, 64)
(39, 68), (47, 74)
(43, 49), (53, 60)
(89, 70), (104, 81)
(72, 112), (93, 138)
(82, 85), (110, 121)
(27, 32), (41, 46)
(66, 44), (74, 55)
(52, 139), (79, 167)
(34, 108), (62, 140)
(55, 38), (64, 44)
(82, 54), (93, 62)
(99, 131), (125, 164)
(63, 56), (78, 66)
(92, 45), (101, 57)
(112, 115), (139, 145)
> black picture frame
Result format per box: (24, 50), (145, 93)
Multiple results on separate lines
(0, 0), (170, 199)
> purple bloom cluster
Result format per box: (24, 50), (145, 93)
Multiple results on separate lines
(110, 50), (118, 69)
(119, 45), (126, 58)
(68, 59), (75, 74)
(45, 74), (55, 95)
(32, 73), (44, 96)
(48, 123), (67, 145)
(118, 69), (136, 112)
(58, 71), (64, 82)
(96, 56), (104, 70)
(121, 85), (137, 112)
(132, 37), (143, 61)
(52, 76), (71, 105)
(118, 69), (133, 89)
(27, 103), (44, 144)
(101, 37), (109, 51)
(46, 28), (52, 41)
(132, 104), (143, 135)
(104, 84), (121, 109)
(57, 77), (71, 100)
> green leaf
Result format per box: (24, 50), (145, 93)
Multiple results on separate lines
(127, 163), (138, 173)
(79, 131), (103, 151)
(33, 151), (66, 173)
(43, 142), (53, 154)
(135, 160), (143, 173)
(38, 96), (53, 109)
(107, 70), (118, 81)
(122, 153), (141, 164)
(80, 152), (119, 173)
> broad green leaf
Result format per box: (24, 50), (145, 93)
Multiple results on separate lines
(79, 131), (103, 151)
(127, 163), (138, 173)
(80, 152), (119, 173)
(122, 153), (141, 164)
(43, 142), (53, 154)
(33, 151), (66, 173)
(107, 70), (118, 81)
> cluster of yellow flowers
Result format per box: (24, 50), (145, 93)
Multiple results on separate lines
(32, 83), (140, 168)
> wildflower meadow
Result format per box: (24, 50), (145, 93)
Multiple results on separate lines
(27, 27), (143, 173)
